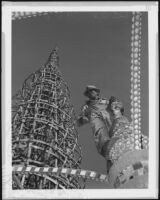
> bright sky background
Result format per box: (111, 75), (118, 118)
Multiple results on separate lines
(12, 12), (148, 189)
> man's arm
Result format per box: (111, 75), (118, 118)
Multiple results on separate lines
(100, 98), (109, 105)
(76, 105), (89, 127)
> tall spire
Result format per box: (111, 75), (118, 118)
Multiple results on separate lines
(12, 47), (84, 189)
(46, 46), (59, 67)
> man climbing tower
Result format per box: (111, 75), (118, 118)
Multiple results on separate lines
(77, 85), (112, 172)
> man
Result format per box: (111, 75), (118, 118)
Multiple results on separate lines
(77, 85), (112, 171)
(107, 96), (130, 138)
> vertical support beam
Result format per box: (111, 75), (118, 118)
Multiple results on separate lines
(54, 69), (58, 189)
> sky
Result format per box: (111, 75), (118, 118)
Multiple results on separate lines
(12, 12), (148, 189)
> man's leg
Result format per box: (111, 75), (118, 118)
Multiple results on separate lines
(106, 160), (112, 174)
(101, 141), (113, 173)
(94, 125), (109, 155)
(92, 117), (112, 172)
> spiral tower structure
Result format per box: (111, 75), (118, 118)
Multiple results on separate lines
(12, 48), (83, 189)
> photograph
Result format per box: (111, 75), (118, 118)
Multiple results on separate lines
(2, 1), (158, 199)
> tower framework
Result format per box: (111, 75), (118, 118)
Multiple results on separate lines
(12, 48), (84, 189)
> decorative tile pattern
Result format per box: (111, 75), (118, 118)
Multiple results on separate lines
(114, 160), (148, 188)
(12, 12), (50, 20)
(130, 12), (143, 149)
(12, 166), (108, 182)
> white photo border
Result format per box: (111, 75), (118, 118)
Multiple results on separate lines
(2, 1), (159, 199)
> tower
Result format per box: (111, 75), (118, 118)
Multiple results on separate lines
(12, 48), (83, 189)
(107, 12), (149, 188)
(107, 119), (148, 188)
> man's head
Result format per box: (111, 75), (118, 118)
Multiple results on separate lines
(84, 85), (100, 100)
(108, 96), (124, 116)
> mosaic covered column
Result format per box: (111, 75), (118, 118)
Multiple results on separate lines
(130, 12), (143, 149)
(107, 12), (149, 189)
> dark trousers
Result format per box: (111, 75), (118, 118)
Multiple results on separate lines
(101, 140), (113, 173)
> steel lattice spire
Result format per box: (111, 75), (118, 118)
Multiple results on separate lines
(12, 47), (84, 189)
